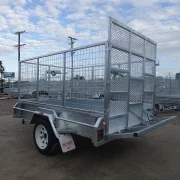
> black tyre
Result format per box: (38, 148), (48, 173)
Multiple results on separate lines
(33, 119), (59, 155)
(51, 71), (56, 76)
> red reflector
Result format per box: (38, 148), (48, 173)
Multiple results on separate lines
(98, 130), (103, 137)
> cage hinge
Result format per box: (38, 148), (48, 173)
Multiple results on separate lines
(104, 109), (110, 116)
(105, 42), (111, 52)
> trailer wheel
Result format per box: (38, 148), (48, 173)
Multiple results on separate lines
(33, 119), (59, 155)
(51, 71), (56, 76)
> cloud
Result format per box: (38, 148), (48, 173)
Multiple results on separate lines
(0, 0), (26, 6)
(0, 0), (179, 77)
(66, 12), (85, 20)
(30, 5), (48, 19)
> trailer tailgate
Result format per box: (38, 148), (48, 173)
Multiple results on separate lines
(108, 116), (176, 139)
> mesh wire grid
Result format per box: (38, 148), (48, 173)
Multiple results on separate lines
(156, 76), (180, 99)
(109, 19), (156, 132)
(64, 45), (105, 112)
(19, 18), (157, 133)
(111, 23), (130, 49)
(109, 117), (126, 134)
(20, 61), (38, 98)
(131, 33), (144, 55)
(19, 44), (106, 113)
(145, 41), (156, 60)
(128, 105), (142, 127)
(131, 55), (143, 78)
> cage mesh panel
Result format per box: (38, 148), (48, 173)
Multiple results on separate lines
(65, 45), (105, 112)
(110, 76), (128, 92)
(20, 44), (105, 113)
(39, 54), (64, 67)
(156, 77), (165, 92)
(131, 55), (143, 78)
(144, 76), (154, 91)
(111, 22), (130, 49)
(20, 62), (37, 99)
(164, 79), (171, 89)
(48, 66), (63, 99)
(145, 59), (155, 75)
(111, 48), (129, 70)
(146, 41), (156, 60)
(38, 65), (49, 99)
(38, 54), (64, 100)
(143, 93), (153, 109)
(130, 80), (143, 103)
(109, 26), (129, 132)
(109, 95), (127, 117)
(171, 79), (180, 89)
(131, 33), (144, 54)
(109, 117), (126, 134)
(128, 105), (142, 127)
(109, 19), (156, 133)
(156, 77), (180, 100)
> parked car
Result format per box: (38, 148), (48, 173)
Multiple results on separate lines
(93, 93), (104, 99)
(32, 91), (49, 98)
(21, 90), (49, 99)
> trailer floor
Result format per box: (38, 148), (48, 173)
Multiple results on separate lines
(37, 98), (104, 112)
(0, 113), (180, 180)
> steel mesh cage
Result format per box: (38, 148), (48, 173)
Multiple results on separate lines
(19, 43), (106, 113)
(156, 76), (180, 103)
(18, 17), (157, 134)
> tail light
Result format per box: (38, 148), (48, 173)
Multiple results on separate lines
(97, 129), (104, 142)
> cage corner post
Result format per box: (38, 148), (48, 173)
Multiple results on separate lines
(126, 31), (132, 129)
(36, 58), (39, 101)
(63, 52), (66, 107)
(18, 60), (21, 100)
(103, 18), (112, 136)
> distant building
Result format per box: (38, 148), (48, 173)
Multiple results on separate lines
(176, 73), (180, 80)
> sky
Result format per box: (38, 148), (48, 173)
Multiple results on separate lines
(0, 0), (180, 78)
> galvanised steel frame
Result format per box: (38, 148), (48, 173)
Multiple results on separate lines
(14, 17), (175, 148)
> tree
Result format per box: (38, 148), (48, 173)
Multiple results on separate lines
(0, 61), (5, 93)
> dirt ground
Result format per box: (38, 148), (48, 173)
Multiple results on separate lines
(0, 100), (180, 180)
(0, 99), (17, 115)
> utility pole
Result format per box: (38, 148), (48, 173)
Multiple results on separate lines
(14, 30), (26, 61)
(169, 72), (172, 98)
(68, 36), (77, 98)
(68, 36), (77, 49)
(14, 30), (26, 100)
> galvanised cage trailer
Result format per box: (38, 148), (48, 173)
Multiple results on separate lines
(14, 17), (175, 154)
(156, 76), (180, 110)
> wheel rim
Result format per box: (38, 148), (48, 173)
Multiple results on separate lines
(35, 124), (48, 150)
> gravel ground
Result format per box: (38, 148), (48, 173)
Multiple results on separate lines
(0, 99), (17, 115)
(157, 110), (180, 125)
(0, 100), (180, 180)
